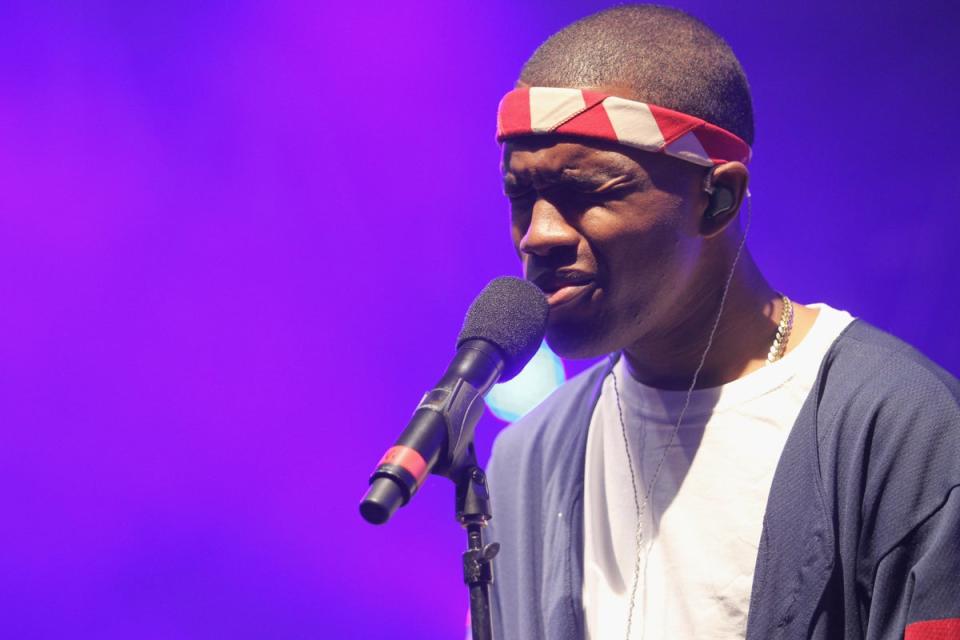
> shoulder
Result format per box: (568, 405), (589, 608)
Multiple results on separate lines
(814, 320), (960, 553)
(488, 357), (612, 483)
(817, 319), (959, 424)
(491, 358), (611, 453)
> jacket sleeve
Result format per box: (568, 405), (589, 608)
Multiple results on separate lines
(867, 485), (960, 640)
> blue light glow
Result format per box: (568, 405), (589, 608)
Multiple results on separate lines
(485, 341), (566, 422)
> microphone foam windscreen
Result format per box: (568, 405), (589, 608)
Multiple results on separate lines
(457, 276), (549, 382)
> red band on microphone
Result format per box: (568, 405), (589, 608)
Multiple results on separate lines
(378, 445), (429, 486)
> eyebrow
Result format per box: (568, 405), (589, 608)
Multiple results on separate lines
(502, 167), (636, 194)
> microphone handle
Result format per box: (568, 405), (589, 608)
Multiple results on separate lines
(359, 340), (504, 525)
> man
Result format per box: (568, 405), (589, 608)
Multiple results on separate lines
(485, 5), (960, 640)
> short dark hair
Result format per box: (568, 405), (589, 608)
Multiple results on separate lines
(520, 4), (755, 146)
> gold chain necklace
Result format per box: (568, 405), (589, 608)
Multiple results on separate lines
(766, 294), (794, 364)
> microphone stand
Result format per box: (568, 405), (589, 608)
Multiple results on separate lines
(451, 444), (499, 640)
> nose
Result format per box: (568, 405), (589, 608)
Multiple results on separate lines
(517, 198), (580, 258)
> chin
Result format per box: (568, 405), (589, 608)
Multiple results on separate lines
(545, 322), (615, 360)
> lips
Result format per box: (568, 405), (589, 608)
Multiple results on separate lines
(545, 281), (596, 307)
(531, 271), (597, 307)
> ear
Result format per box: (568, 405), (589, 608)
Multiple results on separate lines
(700, 161), (749, 238)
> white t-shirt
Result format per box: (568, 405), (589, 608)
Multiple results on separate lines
(582, 304), (854, 640)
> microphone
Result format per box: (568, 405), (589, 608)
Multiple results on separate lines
(359, 276), (548, 525)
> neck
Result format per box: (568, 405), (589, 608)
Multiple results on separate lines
(622, 250), (780, 390)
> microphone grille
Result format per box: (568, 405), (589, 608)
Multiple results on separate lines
(457, 276), (549, 381)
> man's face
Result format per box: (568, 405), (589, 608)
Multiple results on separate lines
(502, 137), (710, 359)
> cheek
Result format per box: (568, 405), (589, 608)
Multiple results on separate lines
(597, 216), (684, 281)
(595, 216), (698, 317)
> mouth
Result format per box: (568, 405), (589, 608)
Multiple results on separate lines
(532, 271), (597, 308)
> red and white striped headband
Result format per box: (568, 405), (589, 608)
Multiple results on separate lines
(496, 87), (751, 167)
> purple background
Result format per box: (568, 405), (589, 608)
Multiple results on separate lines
(1, 1), (958, 638)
